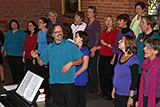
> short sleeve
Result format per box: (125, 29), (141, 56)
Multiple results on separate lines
(40, 44), (51, 65)
(68, 41), (83, 60)
(81, 47), (90, 57)
(130, 55), (139, 66)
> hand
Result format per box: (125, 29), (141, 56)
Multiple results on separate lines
(75, 74), (77, 79)
(90, 52), (95, 57)
(111, 89), (115, 99)
(61, 62), (73, 74)
(3, 51), (7, 56)
(30, 50), (38, 58)
(135, 101), (138, 107)
(127, 98), (133, 107)
(22, 57), (25, 63)
(107, 44), (112, 48)
(1, 50), (3, 55)
(32, 59), (36, 65)
(110, 58), (114, 65)
(90, 47), (96, 52)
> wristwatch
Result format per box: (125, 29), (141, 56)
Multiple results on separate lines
(129, 96), (134, 99)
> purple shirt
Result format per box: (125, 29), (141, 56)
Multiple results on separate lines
(113, 53), (139, 96)
(144, 64), (160, 97)
(75, 47), (89, 86)
(47, 20), (62, 28)
(112, 28), (135, 54)
(85, 19), (101, 48)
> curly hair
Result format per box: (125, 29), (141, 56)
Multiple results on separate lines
(47, 23), (64, 44)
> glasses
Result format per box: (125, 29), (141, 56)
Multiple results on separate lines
(38, 22), (44, 24)
(28, 25), (33, 27)
(53, 30), (63, 34)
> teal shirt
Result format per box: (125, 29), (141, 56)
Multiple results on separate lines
(137, 32), (160, 74)
(37, 29), (48, 54)
(40, 39), (83, 84)
(4, 29), (26, 56)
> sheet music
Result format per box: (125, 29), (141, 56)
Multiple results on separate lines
(0, 102), (5, 107)
(16, 71), (44, 102)
(3, 84), (18, 91)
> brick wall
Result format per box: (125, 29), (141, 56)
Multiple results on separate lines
(0, 0), (50, 33)
(0, 0), (148, 33)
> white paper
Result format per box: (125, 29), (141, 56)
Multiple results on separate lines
(3, 84), (18, 91)
(16, 70), (44, 102)
(0, 102), (5, 107)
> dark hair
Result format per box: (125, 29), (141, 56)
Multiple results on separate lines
(75, 31), (89, 48)
(9, 19), (20, 29)
(124, 35), (137, 54)
(141, 15), (157, 29)
(145, 37), (160, 56)
(62, 22), (73, 40)
(39, 17), (49, 28)
(88, 6), (97, 17)
(117, 14), (131, 27)
(75, 11), (85, 21)
(26, 21), (39, 34)
(47, 23), (64, 44)
(135, 2), (145, 9)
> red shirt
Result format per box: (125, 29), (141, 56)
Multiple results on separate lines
(23, 32), (38, 59)
(100, 29), (118, 56)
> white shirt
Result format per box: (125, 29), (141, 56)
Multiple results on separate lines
(71, 21), (87, 38)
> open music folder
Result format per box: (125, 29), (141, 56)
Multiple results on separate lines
(1, 70), (44, 107)
(16, 70), (44, 102)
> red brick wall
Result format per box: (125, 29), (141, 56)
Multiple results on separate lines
(0, 0), (148, 33)
(0, 0), (50, 33)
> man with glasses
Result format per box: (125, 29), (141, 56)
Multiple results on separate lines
(31, 23), (83, 107)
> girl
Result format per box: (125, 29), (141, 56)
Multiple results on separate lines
(74, 31), (89, 107)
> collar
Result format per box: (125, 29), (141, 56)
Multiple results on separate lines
(121, 27), (132, 34)
(73, 21), (83, 26)
(53, 39), (65, 45)
(140, 31), (154, 41)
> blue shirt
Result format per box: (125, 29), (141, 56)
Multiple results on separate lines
(40, 39), (83, 84)
(113, 53), (139, 96)
(37, 30), (48, 54)
(4, 29), (26, 56)
(137, 32), (160, 74)
(75, 47), (89, 86)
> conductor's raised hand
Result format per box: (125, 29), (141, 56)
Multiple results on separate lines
(30, 50), (38, 58)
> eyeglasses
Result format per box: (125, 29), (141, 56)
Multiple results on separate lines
(38, 22), (44, 24)
(28, 25), (33, 27)
(53, 30), (63, 34)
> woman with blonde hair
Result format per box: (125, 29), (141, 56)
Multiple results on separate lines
(91, 15), (118, 100)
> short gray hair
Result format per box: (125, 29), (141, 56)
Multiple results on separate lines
(48, 11), (58, 18)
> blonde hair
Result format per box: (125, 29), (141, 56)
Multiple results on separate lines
(48, 11), (58, 18)
(104, 15), (116, 29)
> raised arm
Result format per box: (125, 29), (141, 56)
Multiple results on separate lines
(30, 50), (44, 66)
